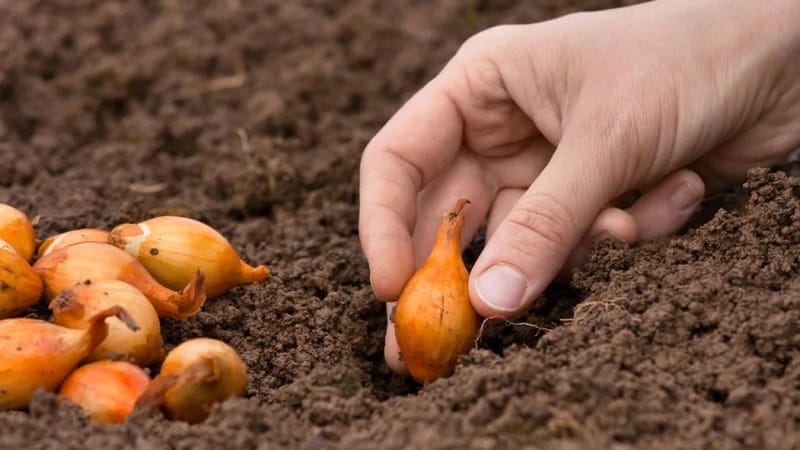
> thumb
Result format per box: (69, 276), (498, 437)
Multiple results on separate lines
(469, 141), (619, 317)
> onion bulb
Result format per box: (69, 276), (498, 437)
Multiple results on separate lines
(0, 305), (138, 410)
(109, 216), (269, 298)
(0, 242), (43, 319)
(37, 228), (110, 259)
(33, 242), (207, 319)
(0, 203), (36, 262)
(135, 338), (247, 423)
(58, 360), (150, 424)
(50, 280), (164, 366)
(394, 199), (480, 383)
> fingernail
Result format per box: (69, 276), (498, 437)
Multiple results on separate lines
(670, 183), (701, 211)
(475, 264), (527, 312)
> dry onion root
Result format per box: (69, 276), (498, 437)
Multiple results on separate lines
(58, 360), (151, 424)
(0, 305), (138, 410)
(394, 199), (480, 383)
(37, 228), (110, 259)
(50, 280), (165, 366)
(0, 204), (36, 262)
(135, 338), (247, 424)
(33, 242), (207, 319)
(0, 241), (43, 319)
(109, 216), (270, 298)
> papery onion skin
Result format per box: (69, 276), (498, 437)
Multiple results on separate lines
(134, 337), (247, 424)
(0, 246), (43, 319)
(394, 199), (480, 383)
(109, 216), (269, 298)
(0, 305), (138, 410)
(0, 204), (36, 262)
(50, 279), (165, 366)
(58, 360), (150, 424)
(37, 228), (110, 259)
(33, 242), (206, 319)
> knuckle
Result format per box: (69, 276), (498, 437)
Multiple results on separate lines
(447, 26), (523, 115)
(578, 99), (647, 189)
(457, 25), (517, 60)
(504, 194), (575, 253)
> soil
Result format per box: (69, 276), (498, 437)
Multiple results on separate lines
(0, 1), (798, 449)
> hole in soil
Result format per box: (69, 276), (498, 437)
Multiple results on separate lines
(706, 387), (728, 404)
(462, 231), (486, 270)
(462, 229), (583, 355)
(348, 57), (376, 72)
(244, 192), (274, 217)
(355, 228), (582, 398)
(365, 353), (420, 400)
(40, 69), (56, 81)
(773, 356), (791, 378)
(690, 322), (717, 339)
(357, 300), (419, 399)
(343, 93), (363, 114)
(60, 35), (74, 49)
(476, 284), (581, 356)
(226, 208), (246, 221)
(280, 123), (298, 138)
(312, 286), (328, 300)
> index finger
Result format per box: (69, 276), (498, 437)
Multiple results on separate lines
(359, 75), (464, 301)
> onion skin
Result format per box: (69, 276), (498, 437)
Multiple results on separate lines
(50, 280), (165, 366)
(0, 204), (36, 262)
(109, 216), (269, 298)
(58, 360), (150, 424)
(37, 228), (110, 259)
(0, 246), (43, 319)
(33, 242), (207, 319)
(0, 305), (138, 410)
(135, 338), (247, 424)
(394, 199), (480, 383)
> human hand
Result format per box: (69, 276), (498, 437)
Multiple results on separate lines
(359, 0), (800, 373)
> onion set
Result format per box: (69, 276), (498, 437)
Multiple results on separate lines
(109, 216), (269, 298)
(393, 199), (480, 383)
(0, 204), (36, 262)
(37, 228), (110, 259)
(50, 280), (165, 366)
(0, 306), (138, 410)
(0, 209), (255, 422)
(58, 360), (151, 424)
(135, 338), (247, 424)
(0, 242), (43, 319)
(34, 242), (207, 319)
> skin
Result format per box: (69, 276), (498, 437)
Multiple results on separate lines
(358, 0), (800, 374)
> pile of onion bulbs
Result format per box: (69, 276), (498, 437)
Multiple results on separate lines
(0, 204), (264, 424)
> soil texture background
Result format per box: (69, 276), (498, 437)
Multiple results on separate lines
(1, 1), (799, 449)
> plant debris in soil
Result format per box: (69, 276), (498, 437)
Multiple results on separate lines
(1, 0), (799, 449)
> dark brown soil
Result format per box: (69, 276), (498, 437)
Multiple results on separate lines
(1, 1), (798, 449)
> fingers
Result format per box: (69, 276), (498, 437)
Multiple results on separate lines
(383, 159), (492, 376)
(627, 169), (705, 240)
(383, 303), (407, 375)
(558, 170), (704, 280)
(410, 155), (493, 268)
(469, 142), (617, 318)
(484, 138), (556, 238)
(484, 170), (704, 292)
(486, 188), (525, 238)
(558, 207), (638, 281)
(359, 77), (465, 302)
